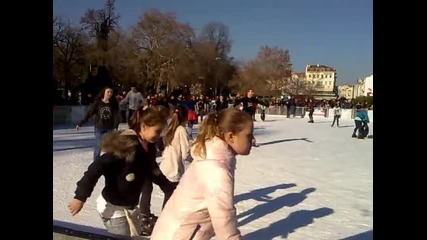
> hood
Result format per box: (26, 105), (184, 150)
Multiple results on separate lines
(100, 129), (139, 162)
(190, 137), (236, 170)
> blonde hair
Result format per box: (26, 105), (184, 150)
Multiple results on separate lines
(192, 108), (252, 159)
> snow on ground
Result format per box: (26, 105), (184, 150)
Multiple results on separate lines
(53, 114), (373, 240)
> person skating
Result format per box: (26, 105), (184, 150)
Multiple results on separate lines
(69, 106), (167, 238)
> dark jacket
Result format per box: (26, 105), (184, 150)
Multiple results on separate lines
(73, 129), (157, 207)
(215, 100), (229, 111)
(234, 96), (268, 114)
(78, 99), (120, 130)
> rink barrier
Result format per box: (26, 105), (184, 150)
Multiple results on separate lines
(53, 105), (373, 124)
(255, 106), (373, 121)
(53, 105), (90, 124)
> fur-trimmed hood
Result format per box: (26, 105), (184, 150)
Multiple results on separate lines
(100, 129), (140, 162)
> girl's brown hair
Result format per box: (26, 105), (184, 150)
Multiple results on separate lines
(129, 106), (167, 133)
(155, 104), (171, 120)
(192, 108), (252, 159)
(164, 105), (189, 146)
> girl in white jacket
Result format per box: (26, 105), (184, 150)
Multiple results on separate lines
(160, 105), (191, 188)
(139, 105), (189, 236)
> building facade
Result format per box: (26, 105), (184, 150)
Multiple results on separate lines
(304, 64), (337, 99)
(336, 73), (373, 99)
(338, 84), (355, 99)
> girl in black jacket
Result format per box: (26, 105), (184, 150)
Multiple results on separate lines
(68, 106), (167, 238)
(76, 87), (120, 161)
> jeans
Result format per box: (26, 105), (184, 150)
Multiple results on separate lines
(353, 120), (363, 136)
(331, 115), (340, 127)
(94, 128), (111, 161)
(101, 216), (131, 238)
(139, 169), (178, 215)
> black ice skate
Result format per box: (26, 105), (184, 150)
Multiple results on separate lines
(140, 213), (157, 236)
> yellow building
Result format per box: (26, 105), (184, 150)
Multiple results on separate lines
(305, 64), (337, 99)
(338, 84), (355, 99)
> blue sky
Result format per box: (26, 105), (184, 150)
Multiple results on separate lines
(53, 0), (372, 84)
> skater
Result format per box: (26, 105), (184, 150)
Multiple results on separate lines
(233, 89), (268, 121)
(159, 105), (191, 184)
(307, 99), (315, 123)
(76, 87), (120, 161)
(331, 102), (342, 127)
(68, 106), (167, 238)
(196, 95), (208, 123)
(138, 107), (187, 236)
(156, 105), (192, 200)
(352, 104), (370, 138)
(260, 104), (267, 121)
(119, 86), (146, 126)
(215, 95), (229, 112)
(233, 89), (268, 148)
(180, 95), (197, 138)
(150, 108), (254, 240)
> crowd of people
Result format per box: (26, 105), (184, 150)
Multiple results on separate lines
(69, 85), (371, 239)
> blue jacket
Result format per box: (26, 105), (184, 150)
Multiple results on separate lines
(355, 109), (369, 122)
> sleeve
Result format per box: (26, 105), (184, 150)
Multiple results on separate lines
(178, 127), (191, 164)
(74, 154), (112, 202)
(138, 93), (145, 106)
(233, 98), (242, 107)
(78, 101), (98, 127)
(206, 168), (241, 240)
(255, 97), (269, 107)
(119, 92), (130, 108)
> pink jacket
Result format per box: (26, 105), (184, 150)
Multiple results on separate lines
(151, 137), (241, 240)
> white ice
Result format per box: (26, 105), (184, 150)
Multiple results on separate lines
(53, 114), (373, 240)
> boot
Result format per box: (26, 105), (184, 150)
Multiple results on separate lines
(140, 213), (157, 236)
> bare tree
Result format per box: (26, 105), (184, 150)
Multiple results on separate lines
(80, 0), (119, 65)
(230, 46), (292, 95)
(53, 19), (87, 90)
(131, 9), (196, 92)
(105, 28), (140, 87)
(53, 17), (62, 46)
(191, 22), (235, 95)
(255, 46), (292, 92)
(229, 60), (269, 95)
(199, 22), (232, 57)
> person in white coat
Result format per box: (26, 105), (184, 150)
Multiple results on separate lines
(331, 101), (342, 127)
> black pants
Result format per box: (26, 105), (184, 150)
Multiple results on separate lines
(353, 120), (363, 136)
(139, 168), (178, 215)
(128, 109), (135, 126)
(120, 110), (127, 123)
(308, 111), (314, 122)
(331, 115), (340, 127)
(244, 108), (255, 121)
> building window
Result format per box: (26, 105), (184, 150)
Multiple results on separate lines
(321, 74), (324, 78)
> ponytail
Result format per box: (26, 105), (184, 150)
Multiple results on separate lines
(164, 105), (189, 146)
(192, 112), (219, 159)
(192, 108), (252, 159)
(129, 106), (165, 134)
